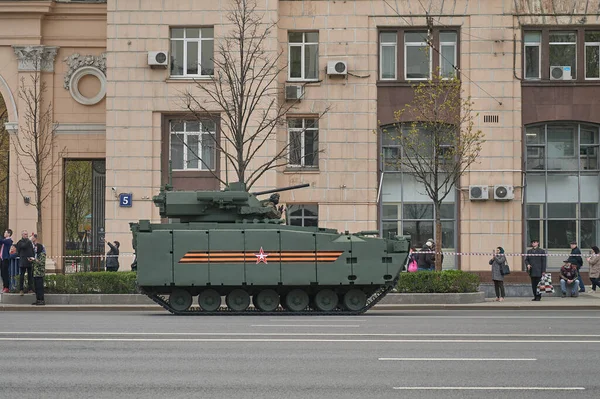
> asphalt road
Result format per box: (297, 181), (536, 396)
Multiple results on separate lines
(0, 310), (598, 399)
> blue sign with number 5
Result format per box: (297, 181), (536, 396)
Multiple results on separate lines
(119, 193), (132, 207)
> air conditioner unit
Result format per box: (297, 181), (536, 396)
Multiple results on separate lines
(494, 185), (515, 201)
(285, 85), (304, 101)
(469, 185), (489, 201)
(327, 60), (348, 75)
(550, 66), (572, 80)
(148, 51), (168, 68)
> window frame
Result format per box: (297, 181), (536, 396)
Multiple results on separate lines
(585, 32), (600, 80)
(379, 31), (398, 80)
(377, 27), (460, 84)
(288, 31), (320, 81)
(439, 31), (458, 79)
(169, 120), (217, 171)
(548, 31), (577, 80)
(522, 27), (600, 83)
(524, 31), (542, 80)
(287, 117), (319, 168)
(286, 204), (319, 227)
(170, 27), (215, 78)
(404, 31), (432, 81)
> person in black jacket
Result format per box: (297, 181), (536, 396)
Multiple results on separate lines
(524, 239), (547, 301)
(567, 241), (585, 293)
(417, 239), (435, 271)
(14, 230), (35, 295)
(103, 238), (120, 272)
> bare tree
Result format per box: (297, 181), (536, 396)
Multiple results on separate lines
(64, 160), (92, 243)
(383, 74), (484, 270)
(11, 65), (66, 241)
(181, 0), (327, 190)
(0, 96), (8, 233)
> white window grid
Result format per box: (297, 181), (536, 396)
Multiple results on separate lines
(549, 32), (577, 78)
(286, 204), (319, 227)
(170, 28), (214, 78)
(380, 32), (397, 80)
(288, 32), (319, 81)
(524, 43), (541, 79)
(585, 40), (600, 80)
(170, 121), (215, 171)
(288, 118), (318, 167)
(439, 35), (457, 79)
(404, 32), (432, 81)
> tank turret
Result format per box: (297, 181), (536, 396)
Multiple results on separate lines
(152, 182), (310, 223)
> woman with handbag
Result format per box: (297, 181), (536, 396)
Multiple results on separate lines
(489, 247), (508, 302)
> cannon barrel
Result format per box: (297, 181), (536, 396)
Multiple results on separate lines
(252, 183), (310, 196)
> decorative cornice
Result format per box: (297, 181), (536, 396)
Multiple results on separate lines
(55, 123), (106, 134)
(63, 52), (106, 90)
(12, 45), (59, 72)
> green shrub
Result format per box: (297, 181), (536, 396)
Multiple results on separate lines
(396, 270), (480, 293)
(44, 272), (138, 294)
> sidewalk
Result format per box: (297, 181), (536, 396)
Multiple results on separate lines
(1, 292), (599, 311)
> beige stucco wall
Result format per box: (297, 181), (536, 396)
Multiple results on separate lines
(0, 0), (107, 268)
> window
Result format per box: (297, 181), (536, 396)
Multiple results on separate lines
(380, 32), (397, 80)
(288, 118), (318, 168)
(525, 122), (600, 269)
(405, 31), (431, 80)
(378, 28), (458, 82)
(525, 123), (599, 171)
(170, 28), (214, 77)
(288, 32), (319, 80)
(439, 31), (457, 78)
(549, 31), (576, 79)
(524, 31), (541, 79)
(170, 120), (216, 170)
(585, 31), (600, 79)
(286, 204), (318, 227)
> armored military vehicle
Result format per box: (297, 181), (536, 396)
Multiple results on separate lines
(130, 182), (410, 315)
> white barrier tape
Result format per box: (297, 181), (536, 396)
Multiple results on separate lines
(11, 251), (596, 259)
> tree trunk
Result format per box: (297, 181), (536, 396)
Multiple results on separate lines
(36, 207), (42, 242)
(434, 202), (443, 271)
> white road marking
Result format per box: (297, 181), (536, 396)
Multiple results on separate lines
(0, 332), (598, 338)
(392, 387), (585, 391)
(372, 315), (600, 319)
(380, 358), (537, 361)
(0, 338), (599, 343)
(251, 325), (361, 328)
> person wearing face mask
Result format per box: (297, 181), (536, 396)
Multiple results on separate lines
(30, 233), (46, 305)
(489, 247), (507, 302)
(525, 239), (547, 301)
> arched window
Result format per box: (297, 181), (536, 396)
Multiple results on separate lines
(525, 122), (600, 269)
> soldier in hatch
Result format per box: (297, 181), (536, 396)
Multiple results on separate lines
(262, 193), (282, 219)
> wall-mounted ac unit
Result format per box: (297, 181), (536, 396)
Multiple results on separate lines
(550, 66), (572, 80)
(285, 85), (304, 101)
(148, 51), (168, 68)
(327, 60), (348, 75)
(469, 185), (489, 201)
(494, 185), (515, 201)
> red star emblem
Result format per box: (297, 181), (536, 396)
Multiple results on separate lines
(254, 247), (269, 264)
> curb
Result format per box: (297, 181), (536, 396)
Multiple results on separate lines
(2, 303), (600, 312)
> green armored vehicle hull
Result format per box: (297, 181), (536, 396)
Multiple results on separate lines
(130, 182), (410, 315)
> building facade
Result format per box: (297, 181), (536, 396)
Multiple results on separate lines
(1, 0), (599, 271)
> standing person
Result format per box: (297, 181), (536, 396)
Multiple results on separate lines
(524, 239), (547, 301)
(417, 239), (435, 271)
(587, 246), (600, 293)
(489, 247), (506, 302)
(567, 241), (585, 293)
(0, 229), (13, 293)
(30, 233), (45, 305)
(14, 230), (34, 295)
(103, 238), (120, 272)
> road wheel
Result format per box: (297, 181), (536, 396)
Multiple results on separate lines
(314, 289), (338, 312)
(285, 289), (309, 312)
(226, 289), (250, 311)
(198, 289), (221, 311)
(342, 289), (366, 312)
(254, 289), (280, 312)
(169, 288), (192, 312)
